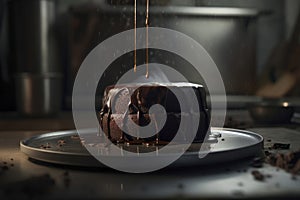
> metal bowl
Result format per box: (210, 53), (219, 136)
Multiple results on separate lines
(248, 100), (295, 124)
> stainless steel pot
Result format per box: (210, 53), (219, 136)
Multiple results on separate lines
(69, 3), (259, 95)
(15, 73), (62, 117)
(9, 0), (59, 73)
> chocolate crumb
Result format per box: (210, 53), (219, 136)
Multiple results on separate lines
(57, 140), (66, 145)
(267, 139), (272, 142)
(292, 160), (300, 174)
(238, 182), (244, 187)
(221, 138), (225, 141)
(264, 151), (271, 156)
(3, 161), (7, 165)
(71, 135), (80, 140)
(272, 143), (290, 150)
(265, 150), (300, 175)
(46, 143), (51, 148)
(2, 166), (9, 170)
(251, 170), (264, 181)
(10, 164), (14, 167)
(265, 174), (272, 178)
(10, 158), (14, 161)
(275, 154), (284, 168)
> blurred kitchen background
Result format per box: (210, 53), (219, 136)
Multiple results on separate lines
(0, 0), (299, 130)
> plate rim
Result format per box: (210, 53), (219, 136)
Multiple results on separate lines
(20, 128), (264, 167)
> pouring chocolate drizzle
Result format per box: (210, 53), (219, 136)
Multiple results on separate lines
(145, 0), (150, 78)
(133, 0), (150, 78)
(100, 86), (162, 145)
(133, 0), (137, 73)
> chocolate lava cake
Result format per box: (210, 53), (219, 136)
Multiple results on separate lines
(99, 82), (210, 144)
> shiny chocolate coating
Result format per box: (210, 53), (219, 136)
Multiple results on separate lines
(99, 82), (210, 144)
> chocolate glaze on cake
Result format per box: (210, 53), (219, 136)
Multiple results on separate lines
(99, 82), (210, 144)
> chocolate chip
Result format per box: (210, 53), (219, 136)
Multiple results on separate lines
(71, 135), (80, 140)
(266, 174), (272, 178)
(251, 170), (264, 181)
(272, 143), (290, 150)
(57, 140), (66, 145)
(264, 151), (271, 156)
(45, 143), (51, 148)
(275, 154), (285, 168)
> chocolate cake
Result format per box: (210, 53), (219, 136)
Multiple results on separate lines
(99, 82), (210, 144)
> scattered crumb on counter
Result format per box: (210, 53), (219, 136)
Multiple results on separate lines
(271, 143), (291, 150)
(251, 170), (265, 181)
(265, 150), (300, 176)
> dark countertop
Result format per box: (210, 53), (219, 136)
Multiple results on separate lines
(0, 111), (299, 199)
(0, 112), (75, 131)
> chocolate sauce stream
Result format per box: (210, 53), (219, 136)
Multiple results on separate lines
(133, 0), (150, 78)
(152, 114), (159, 144)
(121, 101), (135, 143)
(134, 0), (137, 73)
(107, 108), (112, 139)
(145, 0), (149, 78)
